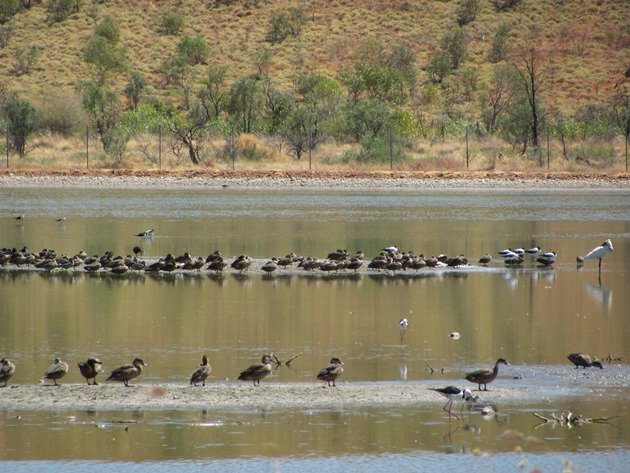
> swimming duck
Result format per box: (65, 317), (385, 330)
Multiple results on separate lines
(465, 358), (510, 391)
(42, 357), (69, 386)
(317, 357), (344, 387)
(190, 355), (212, 386)
(0, 358), (16, 387)
(78, 357), (103, 385)
(567, 353), (603, 369)
(107, 358), (147, 386)
(238, 355), (273, 386)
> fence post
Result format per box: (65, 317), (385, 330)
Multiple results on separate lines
(547, 126), (550, 170)
(465, 125), (469, 170)
(158, 125), (162, 170)
(389, 125), (393, 171)
(625, 131), (628, 173)
(5, 120), (8, 169)
(85, 125), (89, 169)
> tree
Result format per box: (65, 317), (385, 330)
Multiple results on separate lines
(608, 87), (630, 169)
(512, 47), (546, 150)
(176, 35), (209, 65)
(0, 20), (14, 47)
(45, 0), (81, 23)
(492, 0), (522, 11)
(78, 80), (120, 152)
(83, 34), (127, 84)
(124, 71), (146, 110)
(12, 43), (37, 75)
(263, 80), (293, 134)
(343, 98), (392, 142)
(198, 64), (228, 119)
(427, 53), (452, 84)
(159, 10), (184, 35)
(166, 102), (211, 165)
(488, 23), (510, 63)
(456, 0), (479, 27)
(94, 15), (120, 44)
(282, 104), (312, 161)
(441, 26), (468, 70)
(0, 0), (19, 24)
(480, 64), (518, 133)
(3, 94), (36, 158)
(227, 75), (264, 133)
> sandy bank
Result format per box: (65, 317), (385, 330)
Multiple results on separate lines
(0, 382), (531, 412)
(0, 169), (628, 190)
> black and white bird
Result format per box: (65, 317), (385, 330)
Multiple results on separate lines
(135, 229), (155, 238)
(15, 215), (25, 220)
(525, 246), (541, 255)
(577, 239), (613, 271)
(399, 318), (409, 342)
(536, 251), (556, 267)
(430, 386), (479, 421)
(382, 246), (398, 255)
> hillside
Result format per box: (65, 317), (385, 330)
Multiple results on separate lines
(0, 0), (628, 171)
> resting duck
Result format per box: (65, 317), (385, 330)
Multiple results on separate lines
(78, 357), (103, 385)
(317, 357), (344, 387)
(190, 355), (212, 386)
(567, 353), (603, 369)
(107, 358), (147, 386)
(42, 357), (69, 386)
(0, 358), (16, 387)
(465, 358), (510, 391)
(238, 355), (273, 386)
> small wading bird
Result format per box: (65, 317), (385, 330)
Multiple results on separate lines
(577, 239), (613, 272)
(135, 229), (154, 238)
(317, 357), (344, 387)
(238, 355), (273, 386)
(78, 357), (103, 385)
(567, 353), (603, 369)
(430, 386), (479, 421)
(190, 355), (212, 386)
(465, 358), (510, 391)
(399, 318), (409, 343)
(0, 358), (16, 387)
(107, 358), (147, 386)
(42, 357), (69, 386)
(15, 215), (25, 220)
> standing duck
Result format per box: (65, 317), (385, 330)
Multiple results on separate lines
(465, 358), (510, 391)
(42, 357), (69, 386)
(0, 358), (16, 387)
(237, 355), (273, 386)
(567, 353), (603, 369)
(107, 358), (147, 386)
(317, 357), (344, 387)
(190, 355), (212, 386)
(78, 357), (103, 385)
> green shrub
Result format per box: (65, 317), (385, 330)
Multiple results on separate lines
(176, 35), (209, 65)
(488, 23), (509, 63)
(0, 0), (19, 25)
(94, 15), (120, 44)
(343, 135), (405, 164)
(456, 0), (479, 27)
(160, 10), (184, 35)
(37, 89), (83, 136)
(45, 0), (81, 23)
(0, 20), (14, 47)
(3, 94), (37, 158)
(12, 43), (38, 75)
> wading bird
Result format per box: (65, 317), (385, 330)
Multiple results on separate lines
(465, 358), (510, 391)
(399, 318), (409, 343)
(430, 386), (479, 421)
(577, 239), (613, 272)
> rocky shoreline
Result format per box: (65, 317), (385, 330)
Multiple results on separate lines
(0, 169), (629, 190)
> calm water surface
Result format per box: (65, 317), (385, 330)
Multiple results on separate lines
(0, 187), (628, 469)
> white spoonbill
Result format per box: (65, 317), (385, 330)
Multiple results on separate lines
(577, 239), (613, 271)
(399, 318), (409, 342)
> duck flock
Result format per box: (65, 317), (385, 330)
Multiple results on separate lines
(0, 243), (577, 277)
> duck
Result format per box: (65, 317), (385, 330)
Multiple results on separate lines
(132, 246), (142, 257)
(107, 358), (147, 386)
(0, 358), (16, 387)
(42, 357), (69, 386)
(261, 258), (278, 275)
(231, 254), (252, 272)
(478, 253), (492, 266)
(317, 357), (344, 387)
(465, 358), (510, 391)
(78, 357), (103, 385)
(429, 386), (479, 421)
(237, 355), (273, 386)
(190, 355), (212, 386)
(567, 353), (603, 369)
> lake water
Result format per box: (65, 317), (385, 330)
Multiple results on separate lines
(0, 186), (628, 470)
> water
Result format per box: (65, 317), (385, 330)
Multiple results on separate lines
(0, 186), (628, 468)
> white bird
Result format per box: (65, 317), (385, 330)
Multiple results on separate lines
(382, 246), (398, 254)
(135, 229), (155, 238)
(577, 239), (613, 272)
(429, 386), (479, 421)
(498, 248), (513, 257)
(536, 252), (556, 267)
(399, 318), (409, 342)
(525, 246), (541, 255)
(513, 248), (525, 256)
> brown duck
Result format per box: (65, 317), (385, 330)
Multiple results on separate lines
(238, 355), (273, 386)
(317, 357), (344, 387)
(567, 353), (603, 369)
(42, 357), (69, 386)
(107, 358), (147, 386)
(465, 358), (510, 391)
(78, 357), (103, 385)
(190, 355), (212, 386)
(0, 358), (16, 387)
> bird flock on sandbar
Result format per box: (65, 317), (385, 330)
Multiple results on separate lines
(0, 235), (614, 277)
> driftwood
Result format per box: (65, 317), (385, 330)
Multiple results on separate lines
(533, 411), (618, 429)
(601, 353), (623, 364)
(271, 352), (303, 367)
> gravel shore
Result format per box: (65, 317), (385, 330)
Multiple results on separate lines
(0, 170), (628, 190)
